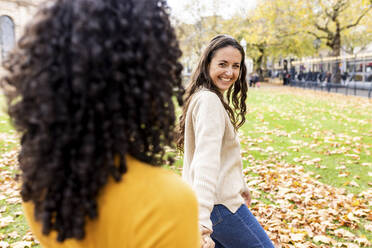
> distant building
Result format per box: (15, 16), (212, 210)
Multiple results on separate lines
(0, 0), (44, 70)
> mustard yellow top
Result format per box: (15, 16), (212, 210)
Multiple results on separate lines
(23, 156), (200, 248)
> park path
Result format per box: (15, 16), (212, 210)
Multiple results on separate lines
(255, 82), (371, 98)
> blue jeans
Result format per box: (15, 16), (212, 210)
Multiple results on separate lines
(210, 204), (275, 248)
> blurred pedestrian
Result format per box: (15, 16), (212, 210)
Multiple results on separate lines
(249, 72), (258, 87)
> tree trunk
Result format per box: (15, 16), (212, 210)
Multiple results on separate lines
(331, 29), (342, 84)
(257, 46), (265, 81)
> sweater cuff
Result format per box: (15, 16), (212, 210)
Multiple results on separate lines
(199, 217), (213, 233)
(200, 225), (213, 235)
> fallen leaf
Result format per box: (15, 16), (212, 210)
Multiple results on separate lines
(0, 216), (14, 228)
(10, 242), (32, 248)
(289, 233), (306, 242)
(334, 229), (355, 239)
(313, 235), (333, 244)
(0, 241), (9, 248)
(7, 231), (19, 239)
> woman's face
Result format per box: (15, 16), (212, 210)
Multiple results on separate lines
(208, 46), (242, 93)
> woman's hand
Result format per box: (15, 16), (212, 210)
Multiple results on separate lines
(200, 226), (215, 248)
(201, 234), (215, 248)
(241, 189), (251, 207)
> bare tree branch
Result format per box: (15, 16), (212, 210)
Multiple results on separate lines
(275, 31), (301, 39)
(336, 0), (349, 14)
(314, 22), (332, 36)
(306, 31), (327, 40)
(341, 5), (372, 31)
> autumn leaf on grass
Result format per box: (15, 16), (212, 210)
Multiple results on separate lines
(343, 181), (359, 187)
(338, 172), (350, 177)
(333, 228), (355, 240)
(11, 241), (32, 248)
(339, 243), (360, 248)
(364, 223), (372, 232)
(289, 233), (306, 242)
(345, 154), (360, 160)
(22, 232), (36, 242)
(0, 241), (9, 248)
(6, 198), (21, 204)
(355, 237), (371, 247)
(312, 235), (334, 244)
(0, 215), (14, 228)
(7, 231), (19, 239)
(336, 166), (346, 170)
(288, 146), (300, 152)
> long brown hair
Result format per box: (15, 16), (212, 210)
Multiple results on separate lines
(177, 34), (248, 151)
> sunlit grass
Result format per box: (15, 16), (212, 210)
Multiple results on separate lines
(242, 87), (371, 195)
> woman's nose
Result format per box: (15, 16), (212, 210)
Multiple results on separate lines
(225, 68), (233, 76)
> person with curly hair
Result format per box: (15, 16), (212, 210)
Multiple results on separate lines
(1, 0), (200, 247)
(177, 35), (275, 248)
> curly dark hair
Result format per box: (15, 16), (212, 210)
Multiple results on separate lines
(177, 34), (248, 150)
(2, 0), (183, 242)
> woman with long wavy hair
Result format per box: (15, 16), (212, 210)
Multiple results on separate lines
(1, 0), (199, 247)
(177, 35), (274, 248)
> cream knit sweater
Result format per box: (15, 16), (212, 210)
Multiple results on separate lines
(182, 88), (248, 231)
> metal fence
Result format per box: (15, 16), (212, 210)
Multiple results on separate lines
(289, 80), (372, 98)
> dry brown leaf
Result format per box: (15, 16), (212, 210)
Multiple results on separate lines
(364, 223), (372, 232)
(10, 242), (32, 248)
(354, 237), (371, 246)
(0, 241), (9, 248)
(313, 235), (333, 244)
(7, 231), (19, 239)
(0, 216), (14, 228)
(333, 228), (355, 239)
(345, 154), (360, 160)
(348, 181), (359, 187)
(342, 243), (360, 248)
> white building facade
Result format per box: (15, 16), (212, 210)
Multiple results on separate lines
(0, 0), (43, 71)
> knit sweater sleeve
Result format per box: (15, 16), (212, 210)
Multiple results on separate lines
(191, 91), (226, 231)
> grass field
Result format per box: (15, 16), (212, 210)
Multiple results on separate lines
(0, 86), (371, 247)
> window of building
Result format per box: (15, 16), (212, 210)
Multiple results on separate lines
(0, 15), (15, 61)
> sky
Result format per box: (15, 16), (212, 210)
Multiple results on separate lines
(167, 0), (257, 23)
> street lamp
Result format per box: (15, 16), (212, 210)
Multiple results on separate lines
(240, 38), (251, 76)
(240, 38), (247, 54)
(313, 38), (321, 51)
(313, 38), (321, 71)
(240, 38), (247, 64)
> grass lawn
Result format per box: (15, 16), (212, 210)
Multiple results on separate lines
(243, 87), (371, 195)
(238, 86), (371, 246)
(0, 86), (371, 247)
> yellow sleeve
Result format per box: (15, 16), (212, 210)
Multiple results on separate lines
(132, 177), (200, 248)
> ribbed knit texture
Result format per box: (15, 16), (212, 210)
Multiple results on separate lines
(182, 88), (248, 231)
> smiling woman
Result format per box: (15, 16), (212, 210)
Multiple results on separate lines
(177, 34), (275, 248)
